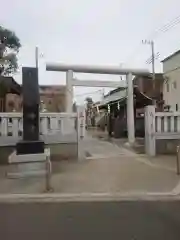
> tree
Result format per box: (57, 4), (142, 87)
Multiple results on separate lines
(0, 26), (21, 75)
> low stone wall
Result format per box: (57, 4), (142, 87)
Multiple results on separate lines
(48, 143), (78, 161)
(134, 139), (180, 155)
(0, 143), (78, 165)
(156, 139), (180, 155)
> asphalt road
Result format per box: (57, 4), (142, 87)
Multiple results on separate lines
(1, 200), (180, 240)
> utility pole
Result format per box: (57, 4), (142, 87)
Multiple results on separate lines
(142, 40), (155, 84)
(150, 41), (155, 82)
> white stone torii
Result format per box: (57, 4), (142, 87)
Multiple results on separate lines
(46, 63), (149, 145)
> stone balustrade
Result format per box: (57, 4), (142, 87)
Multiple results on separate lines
(0, 112), (79, 146)
(145, 105), (180, 156)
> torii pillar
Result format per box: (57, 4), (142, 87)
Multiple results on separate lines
(126, 72), (135, 144)
(66, 70), (73, 112)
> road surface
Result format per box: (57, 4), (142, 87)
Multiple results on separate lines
(1, 200), (180, 240)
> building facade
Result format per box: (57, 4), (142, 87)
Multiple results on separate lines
(39, 85), (66, 112)
(0, 76), (21, 112)
(133, 74), (164, 99)
(133, 73), (164, 111)
(5, 93), (22, 112)
(162, 50), (180, 111)
(2, 84), (66, 112)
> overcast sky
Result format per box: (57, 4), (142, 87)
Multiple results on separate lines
(1, 0), (180, 104)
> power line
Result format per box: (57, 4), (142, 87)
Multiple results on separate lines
(125, 14), (180, 65)
(145, 52), (160, 64)
(124, 44), (142, 65)
(151, 15), (180, 39)
(144, 16), (180, 67)
(75, 89), (103, 98)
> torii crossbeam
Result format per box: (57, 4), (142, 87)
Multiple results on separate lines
(46, 62), (150, 144)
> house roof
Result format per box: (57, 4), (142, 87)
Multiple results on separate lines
(0, 76), (21, 95)
(101, 88), (127, 105)
(104, 87), (126, 98)
(98, 86), (152, 109)
(133, 73), (163, 81)
(161, 49), (180, 63)
(104, 73), (164, 99)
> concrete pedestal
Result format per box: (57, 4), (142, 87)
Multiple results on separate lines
(8, 148), (51, 178)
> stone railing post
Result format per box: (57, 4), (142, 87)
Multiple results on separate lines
(12, 118), (19, 137)
(41, 117), (48, 135)
(145, 105), (156, 157)
(77, 106), (86, 161)
(1, 117), (8, 136)
(77, 105), (86, 139)
(50, 117), (58, 133)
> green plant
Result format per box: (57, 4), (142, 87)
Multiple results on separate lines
(0, 25), (21, 75)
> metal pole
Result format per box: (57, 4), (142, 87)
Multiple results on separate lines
(35, 46), (38, 68)
(45, 154), (52, 192)
(176, 146), (180, 175)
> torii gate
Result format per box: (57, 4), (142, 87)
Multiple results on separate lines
(46, 63), (149, 144)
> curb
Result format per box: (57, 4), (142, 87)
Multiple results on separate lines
(0, 191), (180, 203)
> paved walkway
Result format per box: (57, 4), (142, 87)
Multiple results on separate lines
(90, 129), (178, 172)
(0, 136), (179, 194)
(82, 135), (136, 158)
(112, 137), (178, 172)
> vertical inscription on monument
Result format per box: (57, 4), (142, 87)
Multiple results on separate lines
(22, 67), (39, 141)
(16, 67), (44, 154)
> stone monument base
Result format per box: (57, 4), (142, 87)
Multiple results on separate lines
(16, 140), (44, 155)
(7, 148), (52, 191)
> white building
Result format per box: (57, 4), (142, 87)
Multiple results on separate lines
(162, 50), (180, 111)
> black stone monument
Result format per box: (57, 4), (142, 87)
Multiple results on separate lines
(16, 67), (44, 154)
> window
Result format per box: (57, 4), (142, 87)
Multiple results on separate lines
(166, 83), (169, 92)
(173, 81), (177, 89)
(176, 104), (178, 111)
